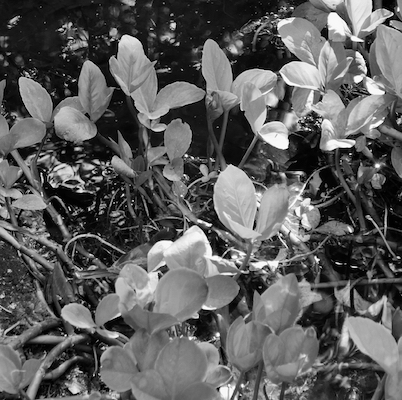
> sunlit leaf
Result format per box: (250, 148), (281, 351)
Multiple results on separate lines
(165, 119), (192, 160)
(155, 82), (205, 111)
(280, 62), (322, 91)
(19, 77), (53, 123)
(54, 106), (97, 143)
(278, 17), (325, 66)
(259, 121), (289, 150)
(213, 165), (257, 234)
(346, 317), (398, 375)
(345, 0), (371, 37)
(95, 294), (121, 327)
(11, 118), (46, 149)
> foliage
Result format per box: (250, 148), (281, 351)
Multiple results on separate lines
(3, 0), (402, 399)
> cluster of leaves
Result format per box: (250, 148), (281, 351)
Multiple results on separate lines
(4, 0), (402, 399)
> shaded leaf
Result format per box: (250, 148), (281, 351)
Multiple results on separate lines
(204, 275), (239, 309)
(163, 158), (184, 181)
(12, 194), (47, 211)
(61, 303), (96, 331)
(111, 155), (136, 178)
(154, 268), (209, 322)
(95, 294), (121, 326)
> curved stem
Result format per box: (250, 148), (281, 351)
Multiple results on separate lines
(207, 118), (227, 170)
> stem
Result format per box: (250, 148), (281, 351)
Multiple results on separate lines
(279, 381), (287, 400)
(234, 241), (254, 281)
(238, 135), (258, 169)
(218, 110), (229, 153)
(207, 118), (227, 170)
(334, 149), (356, 205)
(379, 124), (402, 141)
(230, 370), (245, 400)
(252, 360), (265, 400)
(125, 95), (146, 155)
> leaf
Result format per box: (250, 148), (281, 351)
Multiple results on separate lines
(253, 273), (300, 334)
(10, 118), (46, 149)
(346, 317), (398, 375)
(126, 329), (170, 371)
(154, 268), (209, 322)
(61, 303), (96, 331)
(279, 62), (322, 91)
(204, 365), (232, 389)
(131, 369), (168, 400)
(95, 294), (121, 326)
(19, 77), (53, 123)
(345, 0), (371, 37)
(12, 194), (47, 211)
(259, 121), (289, 151)
(19, 358), (41, 389)
(163, 158), (184, 181)
(52, 263), (75, 304)
(202, 39), (233, 92)
(165, 119), (192, 160)
(111, 155), (136, 178)
(78, 60), (114, 122)
(155, 338), (208, 397)
(147, 240), (173, 272)
(346, 94), (394, 135)
(176, 382), (223, 400)
(0, 355), (19, 394)
(100, 346), (138, 392)
(376, 25), (402, 98)
(204, 275), (239, 309)
(163, 225), (211, 275)
(54, 106), (97, 143)
(155, 82), (205, 112)
(256, 184), (289, 240)
(277, 17), (325, 66)
(314, 220), (354, 235)
(359, 9), (393, 38)
(0, 80), (6, 104)
(392, 146), (402, 178)
(213, 165), (257, 234)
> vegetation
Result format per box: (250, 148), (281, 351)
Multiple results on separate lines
(2, 0), (402, 399)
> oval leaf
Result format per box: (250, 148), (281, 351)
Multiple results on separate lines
(165, 119), (192, 160)
(154, 268), (209, 322)
(213, 165), (257, 234)
(54, 106), (97, 143)
(155, 338), (208, 396)
(95, 293), (121, 327)
(204, 275), (239, 309)
(19, 77), (53, 123)
(10, 118), (46, 149)
(61, 303), (96, 330)
(12, 194), (47, 211)
(100, 346), (138, 392)
(280, 62), (322, 90)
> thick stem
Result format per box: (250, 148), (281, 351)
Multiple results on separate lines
(238, 135), (258, 169)
(230, 370), (245, 400)
(252, 360), (265, 400)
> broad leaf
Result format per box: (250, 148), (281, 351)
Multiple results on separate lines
(11, 118), (46, 149)
(258, 121), (289, 150)
(78, 60), (114, 122)
(111, 155), (136, 178)
(392, 146), (402, 178)
(154, 268), (209, 322)
(204, 275), (239, 309)
(0, 355), (19, 394)
(155, 82), (205, 111)
(202, 39), (232, 92)
(165, 119), (192, 160)
(277, 17), (325, 66)
(280, 62), (322, 91)
(253, 273), (300, 334)
(100, 346), (138, 392)
(345, 0), (371, 38)
(95, 294), (121, 327)
(19, 77), (53, 123)
(346, 316), (398, 375)
(242, 82), (266, 133)
(163, 158), (184, 181)
(12, 194), (47, 211)
(54, 106), (97, 143)
(376, 25), (402, 99)
(256, 184), (289, 240)
(359, 9), (393, 38)
(175, 382), (222, 400)
(19, 358), (42, 389)
(61, 303), (96, 331)
(213, 164), (257, 233)
(155, 338), (208, 397)
(131, 370), (168, 400)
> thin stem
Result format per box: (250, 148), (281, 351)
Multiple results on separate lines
(279, 381), (287, 400)
(218, 110), (229, 152)
(334, 149), (356, 205)
(238, 135), (258, 169)
(252, 360), (265, 400)
(207, 118), (227, 170)
(230, 370), (245, 400)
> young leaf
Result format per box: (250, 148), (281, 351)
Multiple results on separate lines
(213, 165), (257, 234)
(155, 338), (208, 397)
(78, 60), (114, 122)
(154, 268), (209, 322)
(95, 293), (121, 327)
(165, 119), (192, 160)
(346, 316), (398, 375)
(256, 184), (289, 240)
(100, 346), (138, 392)
(54, 106), (97, 143)
(19, 77), (53, 123)
(111, 155), (136, 178)
(61, 303), (96, 331)
(278, 17), (325, 66)
(163, 158), (184, 181)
